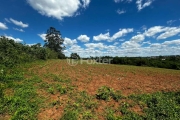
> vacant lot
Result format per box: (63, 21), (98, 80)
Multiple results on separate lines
(1, 60), (180, 119)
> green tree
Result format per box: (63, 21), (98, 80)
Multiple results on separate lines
(70, 53), (80, 59)
(44, 27), (65, 59)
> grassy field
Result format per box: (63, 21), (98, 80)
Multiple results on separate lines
(0, 59), (180, 120)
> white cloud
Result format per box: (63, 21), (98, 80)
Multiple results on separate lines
(82, 0), (91, 8)
(93, 32), (110, 41)
(144, 26), (168, 37)
(27, 0), (91, 20)
(110, 28), (133, 41)
(69, 44), (84, 53)
(142, 26), (180, 39)
(162, 39), (180, 46)
(4, 18), (11, 23)
(10, 18), (29, 28)
(64, 38), (180, 57)
(167, 20), (176, 25)
(119, 39), (125, 41)
(84, 43), (105, 49)
(113, 42), (119, 45)
(64, 37), (77, 46)
(5, 36), (23, 43)
(77, 35), (90, 42)
(141, 25), (147, 30)
(130, 34), (145, 42)
(13, 28), (25, 32)
(136, 0), (154, 11)
(93, 28), (133, 42)
(157, 27), (180, 40)
(142, 41), (151, 45)
(26, 43), (38, 46)
(121, 41), (141, 48)
(38, 34), (46, 40)
(117, 9), (126, 14)
(150, 43), (161, 48)
(0, 22), (8, 30)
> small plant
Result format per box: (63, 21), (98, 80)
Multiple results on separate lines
(0, 83), (5, 99)
(51, 100), (60, 106)
(82, 111), (93, 119)
(106, 109), (121, 120)
(48, 87), (55, 94)
(111, 90), (123, 101)
(119, 102), (130, 115)
(57, 84), (66, 94)
(96, 86), (114, 101)
(60, 110), (79, 120)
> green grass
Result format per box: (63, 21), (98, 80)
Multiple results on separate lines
(0, 77), (42, 119)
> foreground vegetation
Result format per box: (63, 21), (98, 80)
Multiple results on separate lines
(0, 60), (180, 119)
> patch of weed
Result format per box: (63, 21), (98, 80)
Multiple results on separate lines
(60, 110), (79, 120)
(96, 86), (123, 101)
(56, 84), (67, 94)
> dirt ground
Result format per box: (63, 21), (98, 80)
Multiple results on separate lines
(35, 60), (180, 96)
(26, 60), (180, 119)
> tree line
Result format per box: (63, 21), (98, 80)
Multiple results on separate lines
(0, 27), (65, 68)
(96, 56), (180, 70)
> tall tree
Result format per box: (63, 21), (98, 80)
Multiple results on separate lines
(70, 53), (80, 59)
(44, 27), (65, 53)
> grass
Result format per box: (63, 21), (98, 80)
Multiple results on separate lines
(0, 59), (180, 119)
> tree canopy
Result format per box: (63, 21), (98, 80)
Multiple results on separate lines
(44, 27), (65, 59)
(70, 53), (80, 59)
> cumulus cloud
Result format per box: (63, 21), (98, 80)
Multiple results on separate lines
(64, 37), (77, 46)
(143, 26), (168, 37)
(10, 18), (29, 28)
(63, 25), (180, 57)
(64, 38), (180, 57)
(82, 0), (91, 8)
(121, 41), (141, 48)
(93, 28), (133, 42)
(0, 22), (8, 30)
(110, 28), (133, 41)
(77, 35), (90, 42)
(93, 32), (110, 41)
(27, 0), (91, 20)
(162, 39), (180, 46)
(38, 34), (46, 40)
(114, 42), (119, 45)
(142, 26), (180, 39)
(130, 34), (145, 42)
(117, 9), (126, 14)
(84, 43), (105, 49)
(69, 44), (84, 53)
(5, 36), (23, 43)
(13, 28), (24, 32)
(136, 0), (154, 11)
(157, 27), (180, 40)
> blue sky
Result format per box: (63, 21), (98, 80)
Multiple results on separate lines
(0, 0), (180, 57)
